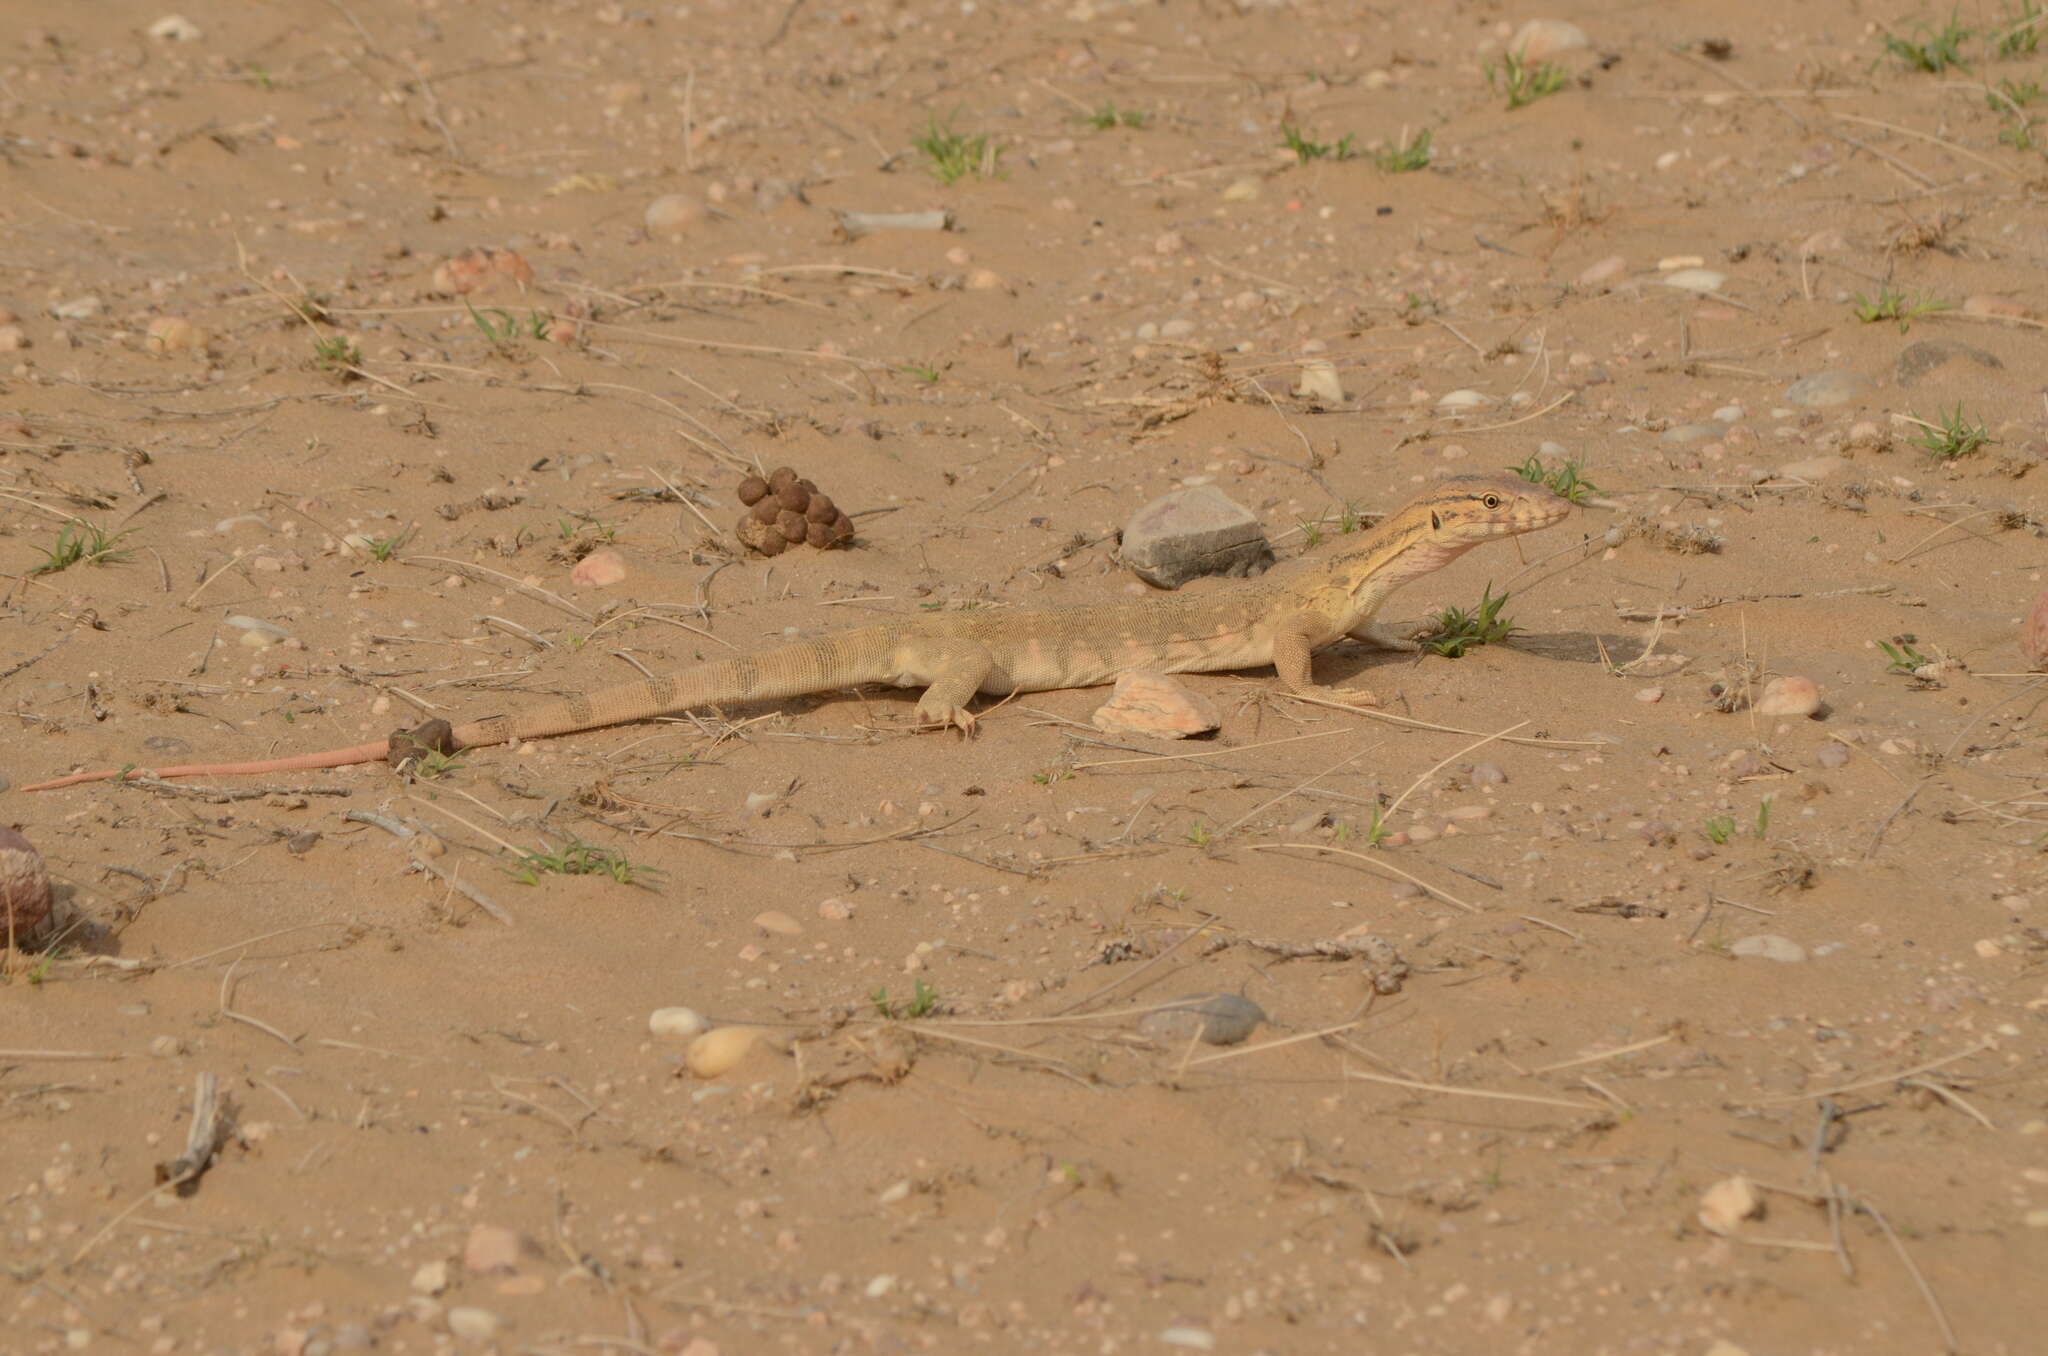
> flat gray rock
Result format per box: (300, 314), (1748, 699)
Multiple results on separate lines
(1895, 339), (2002, 387)
(1121, 485), (1273, 589)
(1138, 993), (1266, 1046)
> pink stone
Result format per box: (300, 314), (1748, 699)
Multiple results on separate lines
(463, 1224), (521, 1275)
(570, 548), (627, 588)
(0, 826), (52, 940)
(1090, 672), (1221, 739)
(1575, 255), (1625, 288)
(2023, 586), (2048, 671)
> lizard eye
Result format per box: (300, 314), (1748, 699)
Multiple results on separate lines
(1482, 494), (1501, 509)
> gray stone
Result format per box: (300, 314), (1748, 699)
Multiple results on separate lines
(1895, 339), (2003, 388)
(1730, 934), (1807, 963)
(1660, 422), (1726, 445)
(1121, 486), (1273, 588)
(1783, 371), (1867, 408)
(1139, 993), (1266, 1046)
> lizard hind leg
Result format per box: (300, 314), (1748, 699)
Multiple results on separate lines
(896, 635), (996, 734)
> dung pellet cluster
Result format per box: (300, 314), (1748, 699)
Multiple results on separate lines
(735, 466), (855, 555)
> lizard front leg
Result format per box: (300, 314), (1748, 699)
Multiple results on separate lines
(1346, 620), (1424, 653)
(1270, 611), (1382, 708)
(892, 635), (996, 733)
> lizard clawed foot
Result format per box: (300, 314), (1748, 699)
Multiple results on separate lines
(913, 702), (979, 735)
(1349, 621), (1425, 653)
(1322, 686), (1384, 709)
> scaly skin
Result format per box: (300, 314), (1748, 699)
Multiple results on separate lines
(23, 475), (1570, 791)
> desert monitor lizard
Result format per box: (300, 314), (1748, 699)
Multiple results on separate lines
(24, 474), (1570, 790)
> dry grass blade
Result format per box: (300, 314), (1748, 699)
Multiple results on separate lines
(1345, 1069), (1602, 1112)
(1182, 1019), (1362, 1067)
(400, 555), (593, 621)
(1280, 691), (1606, 747)
(1753, 1038), (1997, 1104)
(1382, 721), (1526, 822)
(1248, 842), (1480, 913)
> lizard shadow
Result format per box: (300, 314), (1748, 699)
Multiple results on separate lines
(1323, 630), (1671, 677)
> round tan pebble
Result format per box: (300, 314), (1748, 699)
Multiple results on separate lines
(737, 475), (769, 506)
(776, 509), (807, 543)
(0, 324), (30, 352)
(1755, 676), (1822, 718)
(686, 1025), (781, 1078)
(644, 194), (704, 236)
(0, 826), (53, 940)
(144, 316), (202, 354)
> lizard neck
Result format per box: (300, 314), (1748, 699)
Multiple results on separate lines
(1283, 503), (1476, 630)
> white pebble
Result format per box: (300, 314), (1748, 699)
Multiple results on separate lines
(446, 1307), (501, 1341)
(647, 1007), (710, 1041)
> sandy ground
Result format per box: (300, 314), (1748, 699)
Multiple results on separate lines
(5, 1), (2048, 1352)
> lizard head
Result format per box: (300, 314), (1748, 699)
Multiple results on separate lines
(1420, 474), (1572, 543)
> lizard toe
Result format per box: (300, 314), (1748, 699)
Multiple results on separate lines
(914, 702), (978, 735)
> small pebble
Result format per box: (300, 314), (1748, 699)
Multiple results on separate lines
(1697, 1176), (1763, 1233)
(1468, 762), (1506, 787)
(1783, 371), (1866, 408)
(1293, 359), (1344, 405)
(411, 1260), (450, 1295)
(147, 14), (203, 40)
(817, 898), (854, 921)
(463, 1224), (520, 1274)
(687, 1025), (779, 1078)
(145, 316), (202, 354)
(1511, 18), (1590, 61)
(445, 1308), (501, 1342)
(1575, 254), (1626, 287)
(644, 194), (704, 235)
(1661, 268), (1725, 294)
(1635, 686), (1663, 703)
(1730, 934), (1807, 963)
(569, 548), (627, 588)
(1436, 389), (1493, 410)
(753, 909), (803, 936)
(1814, 742), (1850, 769)
(1754, 676), (1822, 718)
(0, 826), (53, 939)
(648, 1007), (710, 1041)
(2021, 585), (2048, 670)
